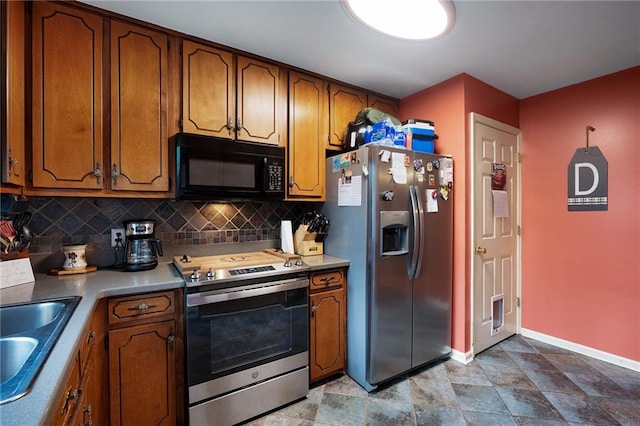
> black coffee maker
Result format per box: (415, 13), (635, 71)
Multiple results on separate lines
(122, 219), (163, 271)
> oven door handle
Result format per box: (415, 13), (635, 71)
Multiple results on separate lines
(187, 277), (309, 307)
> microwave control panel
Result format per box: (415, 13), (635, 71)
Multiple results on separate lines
(266, 164), (284, 191)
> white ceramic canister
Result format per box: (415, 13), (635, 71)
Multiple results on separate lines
(62, 244), (88, 270)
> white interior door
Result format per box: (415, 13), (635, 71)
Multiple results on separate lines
(471, 113), (521, 355)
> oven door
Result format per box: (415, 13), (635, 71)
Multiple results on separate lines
(186, 276), (309, 402)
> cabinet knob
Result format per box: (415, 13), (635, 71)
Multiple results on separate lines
(475, 246), (487, 255)
(289, 176), (295, 188)
(8, 156), (19, 176)
(167, 334), (176, 345)
(236, 117), (243, 134)
(111, 163), (120, 185)
(227, 116), (233, 135)
(311, 303), (317, 316)
(85, 330), (96, 344)
(94, 162), (103, 185)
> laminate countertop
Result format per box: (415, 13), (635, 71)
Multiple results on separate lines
(0, 254), (349, 425)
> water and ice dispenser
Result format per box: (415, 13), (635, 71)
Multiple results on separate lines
(380, 211), (409, 256)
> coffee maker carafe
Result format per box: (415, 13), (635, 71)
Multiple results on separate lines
(122, 219), (163, 271)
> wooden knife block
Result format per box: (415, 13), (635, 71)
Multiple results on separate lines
(294, 225), (323, 256)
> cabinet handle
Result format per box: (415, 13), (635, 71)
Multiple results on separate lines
(320, 276), (333, 283)
(85, 330), (96, 344)
(289, 176), (295, 188)
(111, 163), (120, 185)
(168, 334), (176, 345)
(236, 117), (243, 134)
(127, 303), (157, 311)
(311, 303), (316, 316)
(82, 403), (93, 426)
(61, 388), (80, 414)
(8, 153), (19, 177)
(227, 116), (233, 135)
(94, 162), (103, 185)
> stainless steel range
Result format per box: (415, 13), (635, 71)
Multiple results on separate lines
(174, 250), (310, 426)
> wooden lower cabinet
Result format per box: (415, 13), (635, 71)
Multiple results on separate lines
(108, 321), (176, 425)
(309, 269), (347, 382)
(50, 300), (107, 426)
(107, 290), (183, 426)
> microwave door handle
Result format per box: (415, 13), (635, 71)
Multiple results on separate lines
(187, 278), (308, 307)
(409, 185), (419, 279)
(414, 185), (425, 278)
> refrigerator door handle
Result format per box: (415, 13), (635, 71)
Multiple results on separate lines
(409, 185), (420, 278)
(414, 185), (425, 278)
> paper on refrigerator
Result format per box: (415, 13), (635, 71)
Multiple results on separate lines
(338, 175), (362, 206)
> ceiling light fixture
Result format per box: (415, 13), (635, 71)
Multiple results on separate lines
(341, 0), (455, 41)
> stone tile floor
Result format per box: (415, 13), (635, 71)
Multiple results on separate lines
(244, 335), (640, 425)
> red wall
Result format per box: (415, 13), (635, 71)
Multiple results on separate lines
(520, 66), (640, 361)
(400, 74), (519, 354)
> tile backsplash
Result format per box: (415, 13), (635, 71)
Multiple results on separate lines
(26, 197), (307, 254)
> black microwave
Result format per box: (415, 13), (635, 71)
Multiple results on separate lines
(175, 133), (285, 201)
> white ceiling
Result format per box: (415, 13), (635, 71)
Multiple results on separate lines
(82, 0), (640, 100)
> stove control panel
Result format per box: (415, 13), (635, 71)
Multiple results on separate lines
(229, 265), (276, 275)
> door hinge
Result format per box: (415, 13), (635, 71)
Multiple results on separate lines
(179, 118), (183, 129)
(517, 297), (521, 308)
(517, 152), (522, 163)
(179, 43), (182, 55)
(167, 39), (171, 52)
(516, 225), (521, 236)
(29, 169), (33, 183)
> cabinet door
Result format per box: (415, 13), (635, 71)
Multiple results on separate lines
(368, 94), (399, 119)
(182, 40), (235, 138)
(2, 1), (25, 186)
(32, 2), (104, 190)
(237, 57), (282, 145)
(328, 83), (366, 150)
(51, 355), (81, 426)
(288, 71), (327, 200)
(109, 320), (176, 426)
(110, 21), (169, 192)
(310, 288), (346, 382)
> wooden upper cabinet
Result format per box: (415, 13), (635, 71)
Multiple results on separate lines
(368, 94), (399, 119)
(32, 2), (104, 190)
(287, 71), (327, 200)
(182, 40), (235, 138)
(2, 1), (26, 187)
(328, 83), (367, 150)
(110, 21), (169, 192)
(182, 40), (282, 145)
(236, 56), (282, 145)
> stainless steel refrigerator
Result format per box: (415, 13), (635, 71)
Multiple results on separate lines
(322, 144), (453, 391)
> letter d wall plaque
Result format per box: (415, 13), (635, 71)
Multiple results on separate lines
(567, 146), (608, 211)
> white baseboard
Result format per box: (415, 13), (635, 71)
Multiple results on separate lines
(450, 348), (473, 364)
(521, 328), (640, 373)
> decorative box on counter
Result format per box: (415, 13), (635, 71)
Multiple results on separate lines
(294, 224), (324, 256)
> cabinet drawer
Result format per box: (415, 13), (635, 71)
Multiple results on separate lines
(108, 291), (175, 325)
(310, 270), (344, 291)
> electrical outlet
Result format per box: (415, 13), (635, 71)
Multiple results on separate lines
(111, 228), (124, 248)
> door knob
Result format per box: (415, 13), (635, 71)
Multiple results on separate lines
(475, 246), (487, 255)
